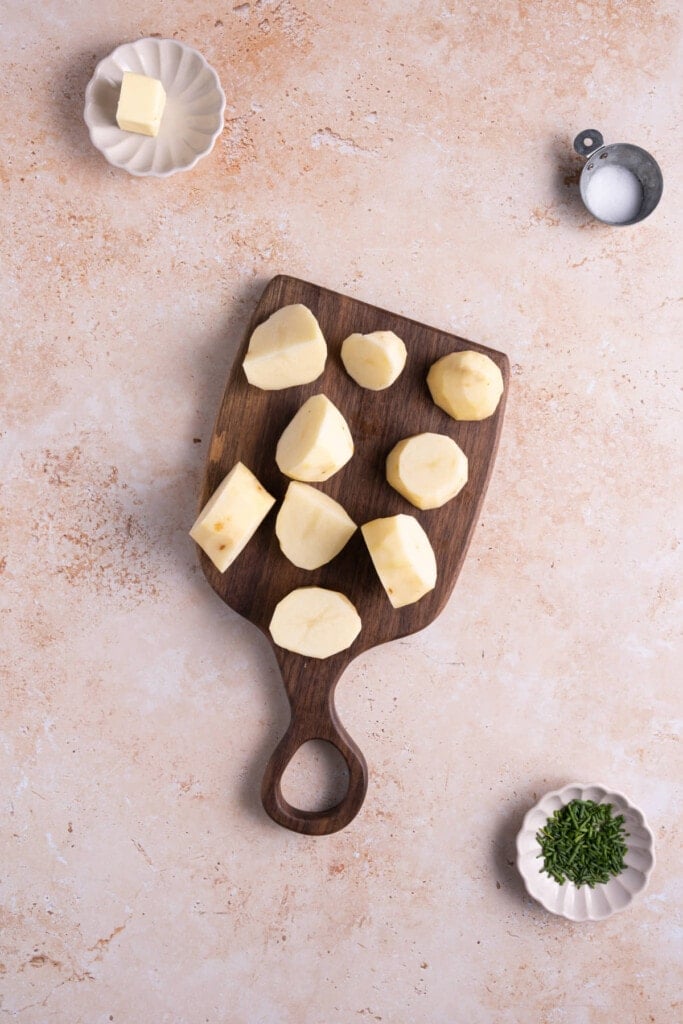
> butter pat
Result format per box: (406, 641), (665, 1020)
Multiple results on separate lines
(116, 72), (166, 137)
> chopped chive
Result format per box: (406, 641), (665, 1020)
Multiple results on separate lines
(535, 799), (629, 888)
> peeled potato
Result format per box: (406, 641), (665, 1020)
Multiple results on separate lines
(427, 350), (504, 421)
(276, 482), (357, 569)
(386, 432), (468, 510)
(269, 587), (361, 658)
(190, 462), (275, 572)
(361, 514), (437, 608)
(276, 394), (354, 482)
(340, 330), (407, 390)
(243, 304), (326, 390)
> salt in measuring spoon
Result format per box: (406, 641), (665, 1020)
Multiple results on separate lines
(573, 129), (663, 226)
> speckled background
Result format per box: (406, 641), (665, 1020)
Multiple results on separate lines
(1, 2), (681, 1021)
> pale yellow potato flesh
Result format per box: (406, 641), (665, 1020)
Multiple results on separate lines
(269, 587), (362, 658)
(427, 350), (504, 421)
(386, 432), (468, 510)
(242, 304), (327, 390)
(340, 330), (407, 390)
(276, 482), (357, 569)
(189, 462), (275, 572)
(275, 394), (354, 482)
(361, 514), (437, 608)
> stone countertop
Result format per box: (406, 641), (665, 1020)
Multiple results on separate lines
(1, 2), (681, 1021)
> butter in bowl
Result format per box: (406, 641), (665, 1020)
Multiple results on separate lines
(116, 71), (166, 137)
(84, 37), (225, 177)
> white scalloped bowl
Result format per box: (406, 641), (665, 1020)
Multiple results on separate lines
(84, 38), (225, 177)
(516, 783), (655, 921)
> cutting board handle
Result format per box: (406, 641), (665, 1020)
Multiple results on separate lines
(260, 655), (368, 835)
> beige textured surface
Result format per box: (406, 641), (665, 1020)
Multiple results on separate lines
(1, 2), (681, 1021)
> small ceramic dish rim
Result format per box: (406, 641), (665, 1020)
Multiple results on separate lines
(83, 37), (226, 178)
(516, 781), (655, 921)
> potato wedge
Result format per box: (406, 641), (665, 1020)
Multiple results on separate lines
(427, 350), (503, 421)
(269, 587), (362, 658)
(361, 514), (437, 608)
(276, 482), (357, 569)
(340, 330), (407, 390)
(276, 394), (354, 482)
(386, 432), (468, 510)
(190, 462), (275, 572)
(243, 304), (326, 390)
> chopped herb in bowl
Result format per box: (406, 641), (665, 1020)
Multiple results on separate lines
(536, 798), (629, 888)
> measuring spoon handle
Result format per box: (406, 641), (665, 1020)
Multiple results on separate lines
(574, 129), (605, 158)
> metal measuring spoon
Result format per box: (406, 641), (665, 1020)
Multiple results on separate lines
(573, 129), (663, 225)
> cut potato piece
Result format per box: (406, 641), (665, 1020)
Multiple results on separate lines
(276, 482), (357, 569)
(243, 304), (327, 390)
(427, 350), (504, 421)
(386, 432), (468, 510)
(269, 587), (362, 658)
(190, 462), (275, 572)
(276, 394), (354, 482)
(361, 514), (437, 609)
(340, 330), (407, 390)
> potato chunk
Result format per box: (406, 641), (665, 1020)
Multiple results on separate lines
(276, 394), (354, 482)
(190, 462), (275, 572)
(361, 514), (437, 608)
(269, 587), (362, 658)
(276, 482), (357, 569)
(386, 432), (468, 510)
(340, 330), (407, 390)
(243, 304), (326, 390)
(427, 350), (504, 421)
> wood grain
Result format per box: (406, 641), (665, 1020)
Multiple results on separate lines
(196, 275), (509, 834)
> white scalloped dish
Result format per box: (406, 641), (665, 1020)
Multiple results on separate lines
(516, 782), (655, 921)
(84, 38), (225, 177)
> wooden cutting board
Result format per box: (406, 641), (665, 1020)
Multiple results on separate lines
(195, 275), (509, 834)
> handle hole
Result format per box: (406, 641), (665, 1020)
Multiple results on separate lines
(583, 136), (594, 148)
(280, 740), (349, 813)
